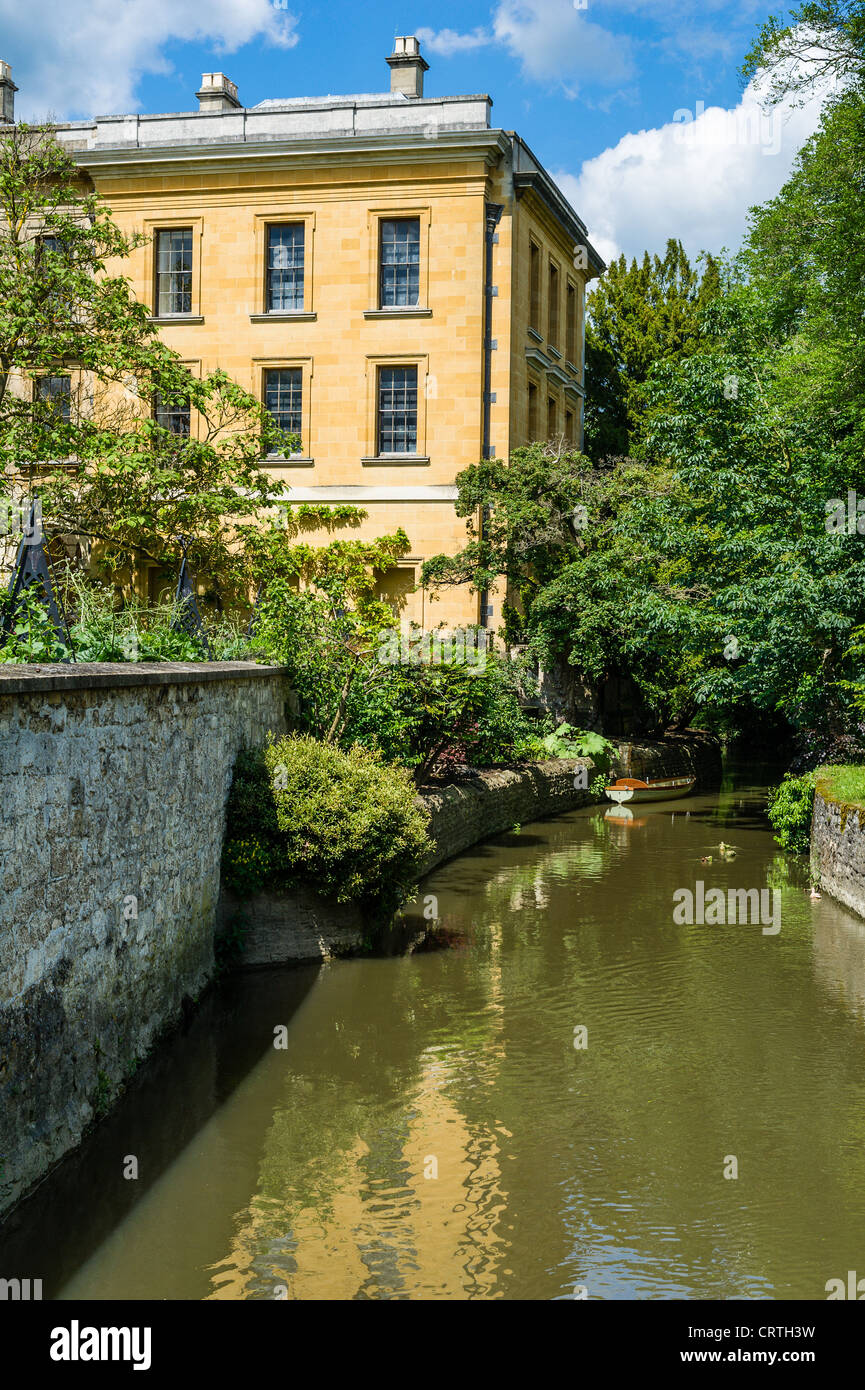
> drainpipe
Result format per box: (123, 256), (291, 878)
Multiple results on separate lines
(479, 201), (504, 629)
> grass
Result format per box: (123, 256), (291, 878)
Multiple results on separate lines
(816, 763), (865, 808)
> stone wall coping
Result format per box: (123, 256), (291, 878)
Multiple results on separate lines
(0, 660), (287, 696)
(417, 757), (588, 804)
(814, 780), (865, 816)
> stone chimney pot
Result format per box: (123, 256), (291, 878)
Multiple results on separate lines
(196, 72), (240, 113)
(387, 35), (429, 98)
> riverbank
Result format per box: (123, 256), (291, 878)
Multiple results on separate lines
(219, 729), (723, 967)
(811, 777), (865, 920)
(217, 759), (599, 966)
(6, 764), (858, 1302)
(0, 659), (719, 1220)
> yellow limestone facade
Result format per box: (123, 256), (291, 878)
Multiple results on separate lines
(53, 39), (604, 628)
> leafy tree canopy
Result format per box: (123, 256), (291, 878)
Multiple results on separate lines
(583, 239), (721, 462)
(424, 79), (865, 738)
(741, 0), (865, 106)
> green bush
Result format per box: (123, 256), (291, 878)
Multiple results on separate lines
(540, 723), (615, 767)
(767, 771), (817, 854)
(252, 585), (550, 776)
(65, 576), (209, 662)
(0, 585), (70, 663)
(464, 652), (546, 767)
(223, 734), (431, 919)
(0, 569), (254, 665)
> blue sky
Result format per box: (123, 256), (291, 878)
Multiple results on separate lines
(108, 1), (766, 168)
(0, 1), (826, 261)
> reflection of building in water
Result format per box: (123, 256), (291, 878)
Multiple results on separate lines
(812, 899), (865, 1020)
(209, 1024), (510, 1299)
(509, 868), (550, 913)
(491, 837), (607, 914)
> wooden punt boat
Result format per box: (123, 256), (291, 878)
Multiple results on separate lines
(604, 775), (696, 804)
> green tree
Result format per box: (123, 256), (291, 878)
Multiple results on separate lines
(0, 123), (291, 596)
(424, 277), (865, 736)
(741, 1), (865, 107)
(420, 440), (592, 643)
(739, 89), (865, 470)
(583, 239), (721, 461)
(251, 528), (412, 743)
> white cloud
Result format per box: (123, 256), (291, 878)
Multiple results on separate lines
(555, 74), (829, 264)
(419, 1), (634, 93)
(493, 0), (634, 91)
(0, 0), (299, 120)
(415, 27), (492, 58)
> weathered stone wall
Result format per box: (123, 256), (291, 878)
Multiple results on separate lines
(218, 886), (366, 968)
(811, 787), (865, 919)
(418, 759), (595, 876)
(0, 663), (287, 1217)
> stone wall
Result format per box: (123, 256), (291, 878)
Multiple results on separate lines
(418, 759), (595, 876)
(811, 786), (865, 919)
(0, 662), (287, 1218)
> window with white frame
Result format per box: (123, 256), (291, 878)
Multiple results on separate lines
(264, 367), (302, 450)
(266, 225), (305, 312)
(377, 366), (417, 454)
(379, 219), (420, 308)
(155, 228), (193, 316)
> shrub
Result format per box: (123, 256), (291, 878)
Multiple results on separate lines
(540, 723), (615, 768)
(223, 735), (431, 919)
(0, 568), (255, 665)
(253, 585), (549, 777)
(465, 653), (545, 767)
(0, 585), (70, 662)
(767, 771), (817, 854)
(64, 575), (206, 662)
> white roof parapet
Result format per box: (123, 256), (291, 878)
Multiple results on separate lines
(52, 93), (492, 152)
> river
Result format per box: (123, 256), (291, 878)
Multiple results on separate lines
(3, 763), (865, 1300)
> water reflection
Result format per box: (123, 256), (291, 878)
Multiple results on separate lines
(6, 769), (865, 1300)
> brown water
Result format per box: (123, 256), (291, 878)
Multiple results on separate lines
(4, 765), (865, 1300)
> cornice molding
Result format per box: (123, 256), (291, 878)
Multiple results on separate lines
(71, 128), (511, 178)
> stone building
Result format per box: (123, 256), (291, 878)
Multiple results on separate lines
(2, 38), (603, 627)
